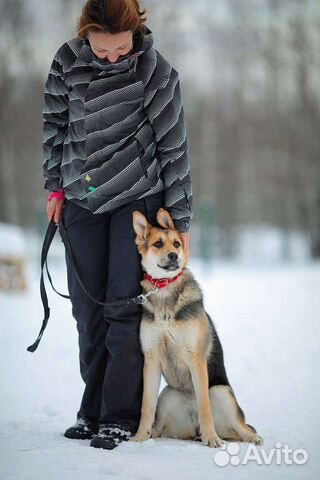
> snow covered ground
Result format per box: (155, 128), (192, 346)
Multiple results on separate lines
(1, 249), (319, 479)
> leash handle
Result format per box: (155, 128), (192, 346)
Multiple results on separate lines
(27, 218), (57, 352)
(45, 258), (70, 299)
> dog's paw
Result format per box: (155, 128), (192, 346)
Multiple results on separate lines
(129, 431), (151, 443)
(243, 434), (264, 445)
(251, 434), (264, 446)
(201, 431), (224, 448)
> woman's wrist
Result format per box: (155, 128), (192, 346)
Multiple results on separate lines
(48, 189), (65, 201)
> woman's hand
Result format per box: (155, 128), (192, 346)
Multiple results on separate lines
(179, 232), (190, 257)
(47, 190), (65, 224)
(47, 197), (65, 224)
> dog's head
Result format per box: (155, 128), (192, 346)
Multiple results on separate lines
(132, 208), (188, 278)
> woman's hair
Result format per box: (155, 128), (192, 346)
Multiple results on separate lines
(77, 0), (148, 38)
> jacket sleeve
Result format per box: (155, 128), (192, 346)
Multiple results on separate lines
(145, 66), (194, 232)
(42, 48), (69, 192)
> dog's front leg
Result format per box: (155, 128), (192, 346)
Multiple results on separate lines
(189, 356), (223, 448)
(130, 352), (161, 443)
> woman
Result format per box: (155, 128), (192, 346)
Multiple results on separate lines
(43, 0), (193, 450)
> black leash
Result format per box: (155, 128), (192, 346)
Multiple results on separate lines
(27, 217), (148, 353)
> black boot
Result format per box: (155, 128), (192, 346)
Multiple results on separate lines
(90, 420), (138, 450)
(64, 415), (99, 440)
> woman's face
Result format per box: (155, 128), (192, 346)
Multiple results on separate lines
(87, 30), (133, 63)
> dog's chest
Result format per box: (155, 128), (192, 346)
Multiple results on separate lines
(154, 303), (174, 324)
(140, 303), (196, 392)
(140, 302), (197, 355)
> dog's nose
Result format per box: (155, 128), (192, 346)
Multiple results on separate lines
(167, 252), (178, 261)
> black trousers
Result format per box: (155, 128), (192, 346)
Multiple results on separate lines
(60, 191), (164, 427)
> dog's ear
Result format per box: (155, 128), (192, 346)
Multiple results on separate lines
(132, 211), (150, 240)
(156, 208), (175, 230)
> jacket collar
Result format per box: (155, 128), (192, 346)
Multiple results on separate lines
(76, 26), (154, 76)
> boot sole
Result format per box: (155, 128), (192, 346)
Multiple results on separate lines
(64, 430), (97, 440)
(90, 436), (122, 450)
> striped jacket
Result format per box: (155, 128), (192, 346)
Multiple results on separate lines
(43, 26), (193, 232)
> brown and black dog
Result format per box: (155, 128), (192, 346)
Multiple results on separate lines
(130, 208), (263, 448)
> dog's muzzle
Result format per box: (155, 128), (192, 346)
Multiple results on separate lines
(159, 252), (180, 271)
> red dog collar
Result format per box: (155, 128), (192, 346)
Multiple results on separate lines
(143, 271), (183, 289)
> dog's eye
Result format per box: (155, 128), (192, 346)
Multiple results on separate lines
(173, 241), (181, 248)
(153, 240), (163, 248)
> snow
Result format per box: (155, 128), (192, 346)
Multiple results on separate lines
(0, 223), (26, 257)
(235, 225), (310, 263)
(1, 247), (320, 479)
